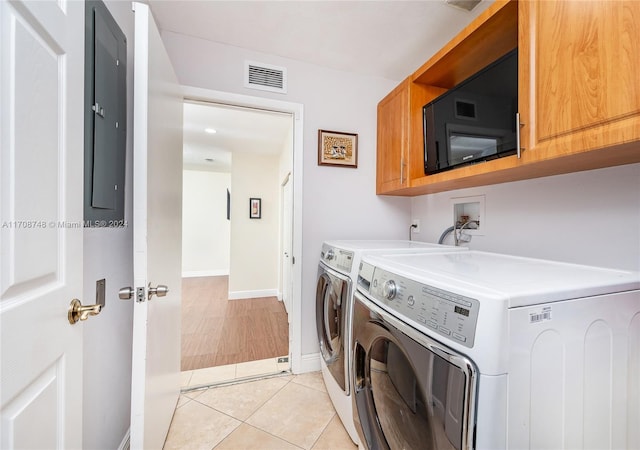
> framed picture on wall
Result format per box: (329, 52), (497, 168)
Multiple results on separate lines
(249, 197), (261, 219)
(318, 129), (358, 168)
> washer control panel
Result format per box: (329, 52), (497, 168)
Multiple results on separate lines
(359, 262), (479, 348)
(320, 244), (354, 273)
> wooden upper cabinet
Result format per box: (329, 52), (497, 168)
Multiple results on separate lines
(376, 0), (640, 196)
(376, 79), (409, 194)
(519, 0), (640, 165)
(376, 78), (445, 195)
(377, 1), (520, 196)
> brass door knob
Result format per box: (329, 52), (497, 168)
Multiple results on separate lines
(68, 299), (102, 324)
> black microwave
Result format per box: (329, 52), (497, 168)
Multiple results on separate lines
(423, 49), (518, 175)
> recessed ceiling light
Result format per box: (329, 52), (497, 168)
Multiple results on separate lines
(204, 128), (217, 134)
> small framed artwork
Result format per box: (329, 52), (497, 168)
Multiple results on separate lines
(249, 197), (261, 219)
(318, 129), (358, 168)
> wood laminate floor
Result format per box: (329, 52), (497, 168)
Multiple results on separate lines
(181, 276), (289, 371)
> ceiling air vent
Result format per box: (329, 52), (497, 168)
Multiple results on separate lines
(245, 61), (287, 94)
(445, 0), (481, 12)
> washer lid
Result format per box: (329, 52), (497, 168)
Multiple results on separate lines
(362, 251), (640, 308)
(321, 240), (464, 277)
(323, 239), (456, 251)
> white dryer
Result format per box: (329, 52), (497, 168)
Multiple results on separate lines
(352, 251), (640, 450)
(315, 240), (465, 445)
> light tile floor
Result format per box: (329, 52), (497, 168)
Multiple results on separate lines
(165, 371), (358, 450)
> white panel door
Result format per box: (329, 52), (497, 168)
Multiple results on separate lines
(129, 3), (183, 449)
(0, 1), (84, 448)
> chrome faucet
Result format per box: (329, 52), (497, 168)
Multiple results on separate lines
(454, 220), (478, 246)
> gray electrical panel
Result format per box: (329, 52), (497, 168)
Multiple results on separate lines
(84, 0), (126, 226)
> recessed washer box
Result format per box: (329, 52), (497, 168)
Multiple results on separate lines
(451, 195), (485, 236)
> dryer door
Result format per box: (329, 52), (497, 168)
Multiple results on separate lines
(352, 292), (477, 450)
(315, 265), (350, 392)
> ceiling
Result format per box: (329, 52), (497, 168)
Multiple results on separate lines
(183, 102), (293, 172)
(149, 0), (494, 171)
(149, 0), (492, 81)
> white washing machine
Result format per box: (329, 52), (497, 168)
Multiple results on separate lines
(315, 240), (465, 445)
(352, 251), (640, 450)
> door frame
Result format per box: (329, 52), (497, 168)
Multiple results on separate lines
(181, 86), (304, 373)
(280, 171), (292, 319)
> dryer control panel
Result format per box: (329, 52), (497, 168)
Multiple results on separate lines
(359, 263), (479, 348)
(320, 244), (354, 273)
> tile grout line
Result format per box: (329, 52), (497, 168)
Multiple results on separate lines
(288, 378), (330, 394)
(308, 411), (338, 450)
(241, 374), (295, 422)
(216, 422), (307, 450)
(242, 376), (337, 450)
(190, 374), (293, 419)
(206, 376), (307, 450)
(183, 393), (243, 450)
(236, 378), (307, 450)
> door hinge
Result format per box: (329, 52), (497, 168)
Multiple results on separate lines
(136, 287), (146, 302)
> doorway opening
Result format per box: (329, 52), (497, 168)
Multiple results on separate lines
(180, 99), (296, 388)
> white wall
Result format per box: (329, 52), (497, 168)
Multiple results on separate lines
(229, 153), (280, 297)
(82, 1), (134, 448)
(411, 162), (640, 271)
(182, 170), (231, 277)
(161, 32), (412, 354)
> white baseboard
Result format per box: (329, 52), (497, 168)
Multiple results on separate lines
(293, 352), (321, 374)
(228, 289), (278, 300)
(182, 269), (228, 278)
(118, 428), (130, 450)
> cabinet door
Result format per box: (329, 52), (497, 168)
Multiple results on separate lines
(520, 1), (640, 162)
(377, 81), (409, 194)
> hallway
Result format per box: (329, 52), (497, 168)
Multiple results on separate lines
(181, 276), (289, 371)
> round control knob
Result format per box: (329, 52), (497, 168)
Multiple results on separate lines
(382, 280), (397, 300)
(325, 249), (335, 261)
(407, 295), (415, 306)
